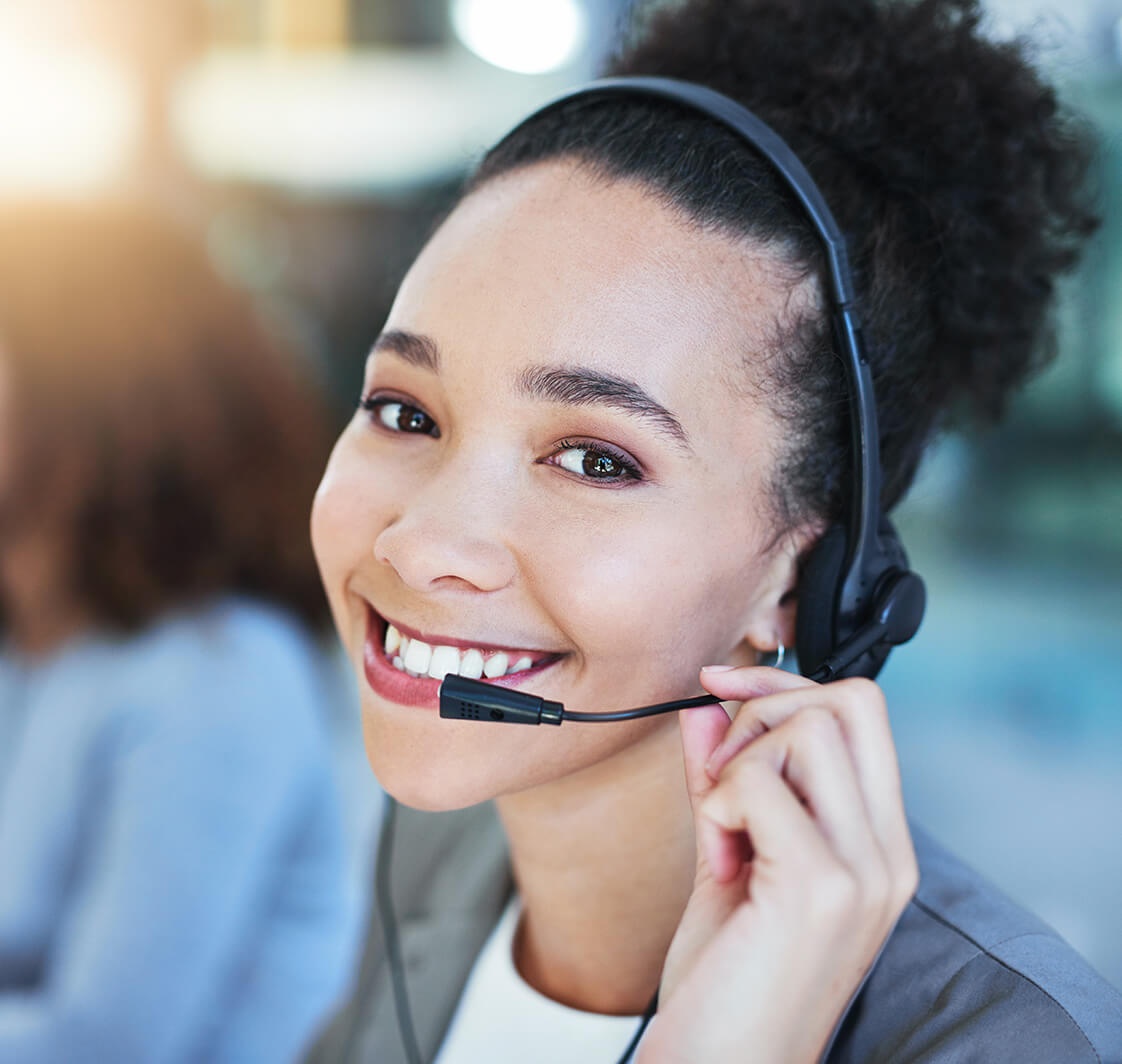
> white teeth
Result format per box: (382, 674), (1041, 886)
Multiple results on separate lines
(483, 652), (509, 679)
(382, 627), (546, 681)
(428, 645), (460, 680)
(402, 638), (432, 676)
(459, 648), (485, 679)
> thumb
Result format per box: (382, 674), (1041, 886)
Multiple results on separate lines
(679, 699), (741, 883)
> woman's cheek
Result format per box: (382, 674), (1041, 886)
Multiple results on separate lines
(310, 440), (376, 604)
(645, 524), (758, 663)
(540, 515), (721, 666)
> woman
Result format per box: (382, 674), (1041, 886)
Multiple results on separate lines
(0, 205), (358, 1062)
(308, 0), (1120, 1060)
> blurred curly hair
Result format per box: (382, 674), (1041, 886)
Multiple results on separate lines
(465, 0), (1099, 531)
(0, 204), (334, 634)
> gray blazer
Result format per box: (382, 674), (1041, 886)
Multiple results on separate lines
(307, 801), (1122, 1063)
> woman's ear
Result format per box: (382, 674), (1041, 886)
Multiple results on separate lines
(739, 524), (819, 660)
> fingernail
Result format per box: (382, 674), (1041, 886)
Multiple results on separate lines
(700, 664), (735, 673)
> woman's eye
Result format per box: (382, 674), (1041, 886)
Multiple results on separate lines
(547, 440), (641, 483)
(359, 396), (439, 437)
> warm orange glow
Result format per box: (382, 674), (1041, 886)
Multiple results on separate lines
(0, 39), (139, 194)
(263, 0), (348, 52)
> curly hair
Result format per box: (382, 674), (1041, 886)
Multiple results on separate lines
(0, 204), (334, 634)
(464, 0), (1099, 531)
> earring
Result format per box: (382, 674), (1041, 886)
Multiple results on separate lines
(760, 642), (786, 670)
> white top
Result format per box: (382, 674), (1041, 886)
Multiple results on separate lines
(433, 897), (650, 1064)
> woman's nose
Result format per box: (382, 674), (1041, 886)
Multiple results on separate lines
(372, 459), (518, 594)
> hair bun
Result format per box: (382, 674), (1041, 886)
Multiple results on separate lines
(610, 0), (1098, 508)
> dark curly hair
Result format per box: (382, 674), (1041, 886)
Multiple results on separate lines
(0, 204), (334, 636)
(464, 0), (1098, 532)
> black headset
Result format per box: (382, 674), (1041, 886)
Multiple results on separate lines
(509, 76), (926, 683)
(384, 76), (929, 1064)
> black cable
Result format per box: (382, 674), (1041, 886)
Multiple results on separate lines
(376, 796), (424, 1064)
(614, 990), (660, 1064)
(564, 693), (720, 722)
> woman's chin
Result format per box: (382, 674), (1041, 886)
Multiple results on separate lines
(360, 726), (508, 812)
(369, 759), (505, 813)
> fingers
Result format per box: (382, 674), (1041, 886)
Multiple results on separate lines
(655, 675), (920, 1064)
(699, 664), (816, 706)
(705, 707), (884, 879)
(703, 669), (911, 864)
(699, 665), (816, 763)
(701, 753), (833, 884)
(696, 665), (918, 907)
(678, 704), (742, 883)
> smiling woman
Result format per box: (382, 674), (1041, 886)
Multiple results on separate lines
(306, 1), (1121, 1063)
(314, 167), (794, 813)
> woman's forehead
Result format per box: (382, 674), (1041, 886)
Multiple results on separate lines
(386, 161), (799, 413)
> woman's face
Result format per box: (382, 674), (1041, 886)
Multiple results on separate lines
(312, 161), (810, 810)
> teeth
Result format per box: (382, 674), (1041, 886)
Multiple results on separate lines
(381, 626), (547, 681)
(402, 638), (432, 676)
(483, 652), (509, 679)
(428, 645), (460, 680)
(459, 648), (485, 679)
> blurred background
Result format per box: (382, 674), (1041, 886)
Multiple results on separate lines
(0, 0), (1118, 1010)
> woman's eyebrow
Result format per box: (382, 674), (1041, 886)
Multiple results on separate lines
(371, 329), (440, 372)
(370, 329), (691, 452)
(516, 364), (692, 452)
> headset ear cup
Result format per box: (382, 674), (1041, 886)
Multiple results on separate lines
(795, 523), (847, 677)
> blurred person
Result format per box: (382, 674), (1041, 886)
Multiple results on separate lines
(305, 1), (1122, 1062)
(0, 205), (358, 1062)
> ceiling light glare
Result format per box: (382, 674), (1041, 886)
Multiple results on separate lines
(0, 41), (137, 194)
(450, 0), (587, 75)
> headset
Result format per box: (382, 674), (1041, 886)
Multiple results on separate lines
(385, 76), (928, 1064)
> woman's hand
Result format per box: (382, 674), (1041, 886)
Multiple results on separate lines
(637, 666), (919, 1064)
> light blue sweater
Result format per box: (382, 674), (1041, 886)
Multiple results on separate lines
(0, 598), (360, 1063)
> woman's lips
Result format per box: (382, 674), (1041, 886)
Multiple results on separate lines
(361, 606), (563, 709)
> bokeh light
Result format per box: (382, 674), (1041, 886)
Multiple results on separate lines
(450, 0), (588, 74)
(0, 39), (138, 194)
